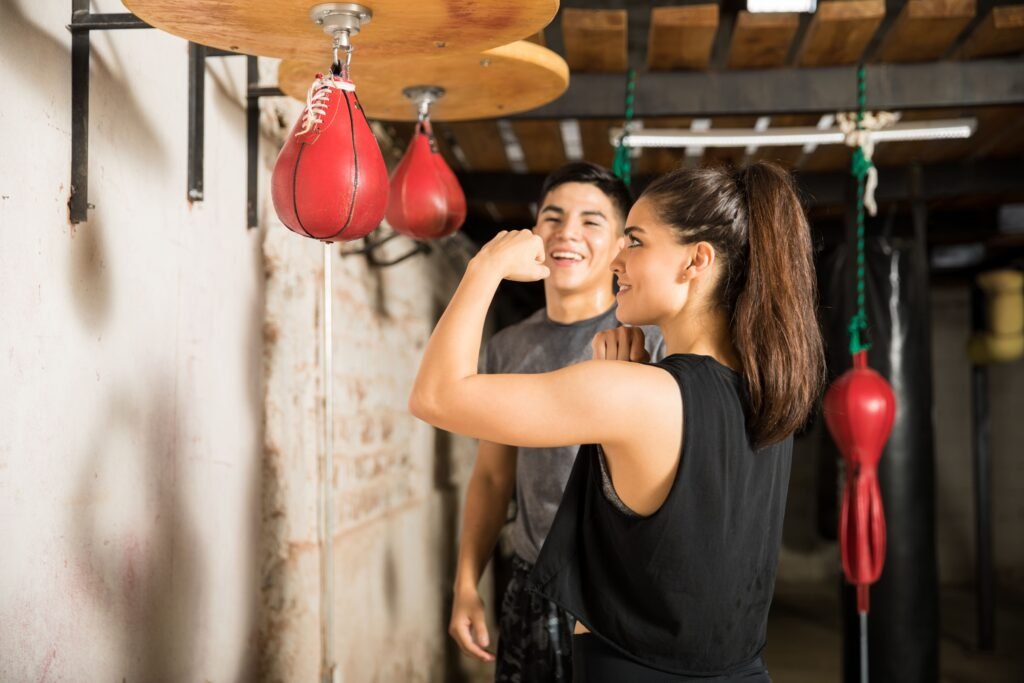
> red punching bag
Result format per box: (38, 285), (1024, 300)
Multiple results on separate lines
(386, 119), (466, 240)
(272, 71), (389, 242)
(823, 349), (896, 613)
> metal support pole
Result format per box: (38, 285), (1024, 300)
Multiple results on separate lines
(970, 283), (995, 650)
(187, 43), (206, 202)
(320, 243), (336, 683)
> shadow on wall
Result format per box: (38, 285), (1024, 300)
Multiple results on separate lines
(69, 383), (205, 682)
(68, 208), (112, 331)
(240, 225), (266, 683)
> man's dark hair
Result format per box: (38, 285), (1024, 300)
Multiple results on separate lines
(538, 162), (633, 224)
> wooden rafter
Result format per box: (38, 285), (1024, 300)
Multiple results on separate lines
(874, 0), (976, 62)
(647, 5), (720, 71)
(511, 120), (568, 173)
(447, 121), (508, 172)
(796, 0), (886, 66)
(957, 5), (1024, 59)
(728, 11), (800, 69)
(561, 8), (628, 73)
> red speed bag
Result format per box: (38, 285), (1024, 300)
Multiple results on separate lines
(823, 350), (896, 610)
(385, 121), (466, 240)
(272, 72), (388, 242)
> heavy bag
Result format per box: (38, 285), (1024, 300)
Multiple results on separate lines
(819, 235), (939, 683)
(271, 72), (388, 242)
(386, 121), (466, 239)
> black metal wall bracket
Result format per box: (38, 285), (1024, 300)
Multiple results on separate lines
(67, 1), (152, 224)
(188, 46), (283, 228)
(340, 231), (432, 268)
(67, 3), (283, 227)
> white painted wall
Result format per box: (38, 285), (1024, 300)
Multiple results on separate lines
(0, 2), (263, 680)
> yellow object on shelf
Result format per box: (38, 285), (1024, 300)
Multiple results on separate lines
(968, 269), (1024, 365)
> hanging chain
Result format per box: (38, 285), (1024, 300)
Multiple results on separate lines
(612, 68), (636, 186)
(848, 65), (871, 356)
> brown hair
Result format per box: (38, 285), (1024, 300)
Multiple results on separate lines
(642, 162), (825, 448)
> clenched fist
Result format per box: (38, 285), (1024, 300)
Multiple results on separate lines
(471, 230), (551, 282)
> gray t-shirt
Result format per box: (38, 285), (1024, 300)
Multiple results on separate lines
(481, 304), (665, 564)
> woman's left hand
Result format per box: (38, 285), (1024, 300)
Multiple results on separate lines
(592, 327), (650, 363)
(471, 230), (551, 282)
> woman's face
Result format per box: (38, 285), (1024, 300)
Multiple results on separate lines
(611, 197), (702, 326)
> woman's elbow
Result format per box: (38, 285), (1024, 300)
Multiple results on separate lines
(408, 387), (430, 422)
(408, 384), (443, 425)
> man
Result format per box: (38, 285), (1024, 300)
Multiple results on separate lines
(448, 162), (664, 682)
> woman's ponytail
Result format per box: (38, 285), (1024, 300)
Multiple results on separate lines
(733, 163), (824, 448)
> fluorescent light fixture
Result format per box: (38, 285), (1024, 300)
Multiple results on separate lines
(745, 117), (772, 156)
(612, 118), (976, 149)
(748, 0), (817, 12)
(686, 118), (712, 158)
(802, 114), (835, 154)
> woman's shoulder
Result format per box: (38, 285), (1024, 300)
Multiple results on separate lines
(656, 353), (741, 378)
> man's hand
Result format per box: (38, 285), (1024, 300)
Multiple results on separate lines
(592, 327), (650, 363)
(449, 585), (495, 662)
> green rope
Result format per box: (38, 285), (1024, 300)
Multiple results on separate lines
(847, 65), (872, 356)
(612, 68), (636, 186)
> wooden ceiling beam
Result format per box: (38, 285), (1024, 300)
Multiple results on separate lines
(729, 11), (801, 69)
(446, 121), (508, 172)
(957, 4), (1024, 59)
(511, 120), (567, 173)
(796, 0), (886, 66)
(875, 0), (976, 62)
(647, 5), (720, 71)
(561, 8), (628, 73)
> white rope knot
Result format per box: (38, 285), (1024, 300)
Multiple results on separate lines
(298, 73), (355, 136)
(836, 111), (898, 216)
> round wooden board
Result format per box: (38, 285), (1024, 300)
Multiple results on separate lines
(278, 41), (569, 121)
(123, 0), (559, 61)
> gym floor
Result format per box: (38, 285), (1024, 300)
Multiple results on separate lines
(764, 582), (1024, 683)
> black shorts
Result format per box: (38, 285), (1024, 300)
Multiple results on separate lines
(572, 634), (771, 683)
(496, 554), (575, 683)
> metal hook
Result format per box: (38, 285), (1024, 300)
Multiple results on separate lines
(339, 231), (432, 268)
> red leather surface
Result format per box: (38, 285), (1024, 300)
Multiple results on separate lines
(386, 121), (465, 240)
(271, 73), (389, 242)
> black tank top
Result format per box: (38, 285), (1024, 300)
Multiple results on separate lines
(527, 354), (792, 676)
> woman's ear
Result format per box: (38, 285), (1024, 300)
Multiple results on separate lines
(690, 241), (716, 276)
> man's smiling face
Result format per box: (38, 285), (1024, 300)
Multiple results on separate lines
(532, 182), (623, 296)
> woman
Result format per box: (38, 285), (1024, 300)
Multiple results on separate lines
(410, 162), (824, 681)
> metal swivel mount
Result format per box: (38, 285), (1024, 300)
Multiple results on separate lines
(310, 3), (373, 56)
(403, 85), (446, 120)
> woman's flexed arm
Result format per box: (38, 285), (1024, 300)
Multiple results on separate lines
(409, 231), (676, 450)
